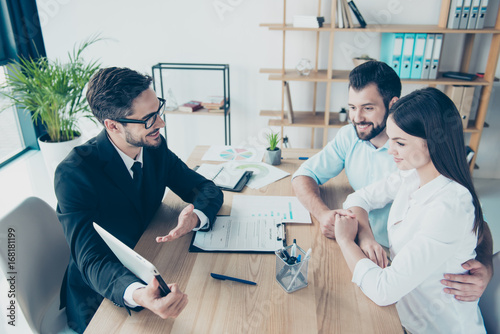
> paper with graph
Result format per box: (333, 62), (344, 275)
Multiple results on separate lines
(231, 195), (312, 224)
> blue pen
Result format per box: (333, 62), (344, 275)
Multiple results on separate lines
(211, 273), (257, 286)
(297, 254), (302, 263)
(298, 157), (309, 160)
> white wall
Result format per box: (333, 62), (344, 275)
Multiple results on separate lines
(37, 0), (500, 177)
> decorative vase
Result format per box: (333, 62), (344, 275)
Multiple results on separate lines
(38, 134), (85, 178)
(265, 148), (281, 165)
(164, 88), (178, 111)
(295, 59), (312, 76)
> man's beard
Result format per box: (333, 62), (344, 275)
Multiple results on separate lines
(124, 127), (161, 148)
(353, 122), (386, 141)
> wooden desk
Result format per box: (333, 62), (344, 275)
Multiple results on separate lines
(85, 146), (402, 334)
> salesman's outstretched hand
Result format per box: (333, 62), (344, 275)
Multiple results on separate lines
(156, 204), (199, 242)
(441, 259), (492, 302)
(133, 278), (188, 319)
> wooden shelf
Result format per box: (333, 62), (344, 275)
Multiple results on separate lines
(164, 108), (230, 116)
(260, 23), (500, 34)
(265, 69), (491, 86)
(261, 110), (347, 128)
(260, 23), (335, 31)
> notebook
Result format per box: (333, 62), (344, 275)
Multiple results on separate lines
(195, 163), (251, 191)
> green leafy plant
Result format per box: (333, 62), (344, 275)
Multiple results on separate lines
(0, 36), (102, 142)
(267, 132), (281, 151)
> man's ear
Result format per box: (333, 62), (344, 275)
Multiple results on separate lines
(388, 96), (399, 109)
(103, 119), (122, 133)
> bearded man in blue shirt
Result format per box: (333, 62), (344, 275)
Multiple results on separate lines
(292, 60), (493, 302)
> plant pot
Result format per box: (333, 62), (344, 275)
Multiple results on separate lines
(264, 148), (281, 165)
(339, 112), (347, 123)
(38, 134), (85, 178)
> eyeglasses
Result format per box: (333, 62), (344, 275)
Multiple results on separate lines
(116, 97), (166, 129)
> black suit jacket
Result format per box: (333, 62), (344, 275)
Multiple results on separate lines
(54, 130), (223, 333)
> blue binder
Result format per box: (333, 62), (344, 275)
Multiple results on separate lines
(410, 34), (427, 79)
(380, 33), (404, 76)
(400, 33), (415, 79)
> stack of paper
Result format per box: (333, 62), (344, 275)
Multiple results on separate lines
(293, 15), (321, 28)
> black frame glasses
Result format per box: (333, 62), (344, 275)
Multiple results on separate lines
(116, 97), (166, 129)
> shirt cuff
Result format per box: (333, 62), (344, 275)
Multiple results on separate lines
(192, 209), (209, 231)
(352, 258), (379, 286)
(123, 282), (147, 308)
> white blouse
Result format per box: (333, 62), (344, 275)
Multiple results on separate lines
(343, 169), (485, 333)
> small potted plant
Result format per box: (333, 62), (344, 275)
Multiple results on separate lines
(264, 131), (281, 165)
(352, 54), (374, 67)
(339, 107), (347, 122)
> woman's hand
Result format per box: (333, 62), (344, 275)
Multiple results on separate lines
(334, 214), (358, 244)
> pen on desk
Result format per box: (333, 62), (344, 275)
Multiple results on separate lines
(211, 273), (257, 286)
(211, 166), (224, 181)
(298, 157), (309, 160)
(286, 248), (312, 291)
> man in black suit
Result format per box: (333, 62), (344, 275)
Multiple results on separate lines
(55, 67), (223, 333)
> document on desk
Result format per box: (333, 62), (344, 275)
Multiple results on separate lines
(190, 216), (284, 252)
(202, 145), (265, 162)
(231, 195), (312, 224)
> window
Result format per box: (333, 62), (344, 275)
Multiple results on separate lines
(0, 65), (26, 164)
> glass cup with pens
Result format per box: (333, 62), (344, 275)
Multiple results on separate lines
(275, 239), (312, 293)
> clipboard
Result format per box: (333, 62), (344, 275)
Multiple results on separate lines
(194, 165), (253, 192)
(189, 219), (286, 253)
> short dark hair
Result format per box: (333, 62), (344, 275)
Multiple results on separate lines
(389, 87), (484, 236)
(86, 67), (153, 124)
(349, 61), (402, 110)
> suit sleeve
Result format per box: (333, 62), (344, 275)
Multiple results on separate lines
(162, 148), (223, 230)
(55, 162), (143, 308)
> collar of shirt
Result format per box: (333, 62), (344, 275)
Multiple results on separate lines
(410, 174), (451, 205)
(360, 137), (390, 151)
(108, 135), (144, 178)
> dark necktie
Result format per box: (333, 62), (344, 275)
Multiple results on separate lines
(131, 161), (143, 192)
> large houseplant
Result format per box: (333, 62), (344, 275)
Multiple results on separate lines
(0, 37), (101, 174)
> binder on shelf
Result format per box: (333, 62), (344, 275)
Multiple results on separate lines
(429, 34), (443, 80)
(448, 0), (464, 29)
(381, 33), (404, 76)
(476, 0), (488, 29)
(460, 86), (475, 129)
(400, 33), (415, 79)
(459, 0), (472, 29)
(410, 34), (427, 79)
(467, 0), (481, 29)
(421, 34), (435, 80)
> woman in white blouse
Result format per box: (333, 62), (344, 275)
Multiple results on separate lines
(334, 87), (486, 333)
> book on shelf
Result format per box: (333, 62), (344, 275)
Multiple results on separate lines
(292, 15), (324, 28)
(337, 0), (366, 28)
(347, 1), (367, 28)
(178, 100), (203, 112)
(466, 146), (475, 164)
(202, 96), (227, 109)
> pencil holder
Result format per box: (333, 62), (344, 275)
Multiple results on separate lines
(275, 244), (309, 293)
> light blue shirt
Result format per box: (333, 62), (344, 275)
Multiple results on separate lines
(292, 125), (397, 247)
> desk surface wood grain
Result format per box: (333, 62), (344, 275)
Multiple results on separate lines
(85, 146), (402, 334)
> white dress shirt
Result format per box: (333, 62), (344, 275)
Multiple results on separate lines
(343, 169), (485, 333)
(109, 139), (208, 308)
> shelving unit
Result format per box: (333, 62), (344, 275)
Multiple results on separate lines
(152, 63), (231, 145)
(260, 0), (500, 172)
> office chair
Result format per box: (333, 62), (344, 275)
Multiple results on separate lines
(479, 251), (500, 333)
(0, 197), (70, 334)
